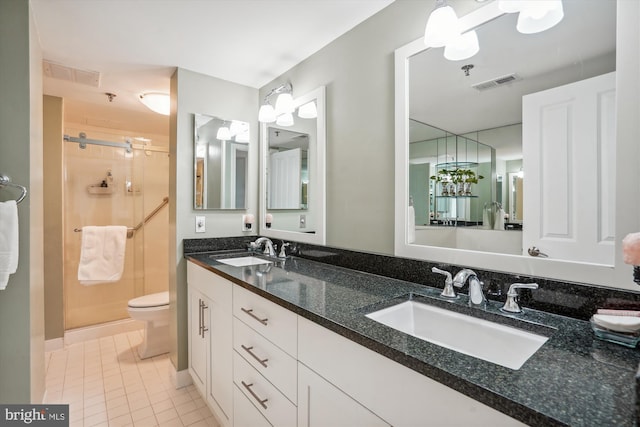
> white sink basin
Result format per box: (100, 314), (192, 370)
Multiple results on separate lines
(217, 256), (273, 267)
(366, 300), (549, 370)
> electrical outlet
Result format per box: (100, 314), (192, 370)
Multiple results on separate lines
(299, 214), (306, 229)
(195, 216), (206, 233)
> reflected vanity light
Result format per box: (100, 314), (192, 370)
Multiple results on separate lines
(139, 92), (170, 115)
(298, 101), (318, 119)
(276, 113), (294, 127)
(498, 0), (564, 34)
(216, 125), (231, 141)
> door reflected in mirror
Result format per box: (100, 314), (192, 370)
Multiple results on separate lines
(193, 114), (250, 210)
(267, 127), (309, 210)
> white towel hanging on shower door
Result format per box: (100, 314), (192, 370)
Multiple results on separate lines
(78, 225), (127, 285)
(0, 200), (19, 290)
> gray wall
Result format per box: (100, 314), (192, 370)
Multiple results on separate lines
(170, 68), (258, 372)
(0, 0), (45, 403)
(258, 1), (481, 255)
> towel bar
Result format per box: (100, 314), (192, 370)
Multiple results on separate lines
(0, 174), (27, 204)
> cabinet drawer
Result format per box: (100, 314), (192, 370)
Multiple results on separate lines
(233, 351), (296, 427)
(233, 385), (272, 427)
(233, 285), (297, 357)
(234, 317), (297, 403)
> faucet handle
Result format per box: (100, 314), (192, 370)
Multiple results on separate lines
(432, 267), (456, 299)
(501, 283), (539, 313)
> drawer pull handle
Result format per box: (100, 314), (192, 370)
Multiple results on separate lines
(201, 301), (208, 334)
(241, 381), (269, 409)
(241, 345), (269, 368)
(241, 307), (268, 325)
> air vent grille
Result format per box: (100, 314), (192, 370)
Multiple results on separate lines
(43, 60), (100, 87)
(472, 73), (521, 91)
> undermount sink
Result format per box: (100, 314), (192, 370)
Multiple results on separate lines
(216, 256), (273, 267)
(366, 299), (550, 370)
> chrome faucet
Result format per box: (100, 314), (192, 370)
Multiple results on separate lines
(501, 283), (539, 313)
(250, 237), (276, 257)
(452, 269), (486, 308)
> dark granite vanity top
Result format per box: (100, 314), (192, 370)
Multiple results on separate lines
(186, 250), (640, 427)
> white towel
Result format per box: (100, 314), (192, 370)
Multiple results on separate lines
(0, 200), (19, 290)
(78, 225), (127, 285)
(408, 206), (416, 243)
(494, 209), (505, 231)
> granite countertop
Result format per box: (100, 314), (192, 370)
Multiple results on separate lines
(186, 251), (640, 427)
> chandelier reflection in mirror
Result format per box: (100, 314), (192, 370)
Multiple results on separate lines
(258, 83), (317, 127)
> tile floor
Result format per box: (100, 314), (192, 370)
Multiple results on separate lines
(44, 329), (220, 427)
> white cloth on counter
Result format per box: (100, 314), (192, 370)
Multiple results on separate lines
(408, 205), (416, 243)
(494, 208), (505, 231)
(78, 225), (127, 285)
(592, 314), (640, 334)
(0, 200), (19, 290)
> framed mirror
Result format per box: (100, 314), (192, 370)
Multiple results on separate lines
(194, 114), (250, 210)
(260, 86), (326, 245)
(395, 0), (639, 289)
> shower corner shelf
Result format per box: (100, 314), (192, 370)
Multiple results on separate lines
(87, 185), (114, 195)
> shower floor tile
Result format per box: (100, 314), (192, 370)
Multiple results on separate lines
(44, 331), (219, 427)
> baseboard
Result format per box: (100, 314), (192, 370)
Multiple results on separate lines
(44, 337), (64, 353)
(64, 318), (144, 345)
(172, 366), (193, 389)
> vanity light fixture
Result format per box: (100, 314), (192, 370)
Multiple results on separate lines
(498, 0), (564, 34)
(139, 92), (170, 116)
(424, 0), (460, 48)
(259, 83), (298, 125)
(276, 112), (294, 127)
(444, 30), (479, 61)
(297, 101), (318, 119)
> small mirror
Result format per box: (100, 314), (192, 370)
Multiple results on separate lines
(260, 86), (326, 245)
(194, 114), (250, 210)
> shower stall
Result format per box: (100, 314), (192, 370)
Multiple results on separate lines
(63, 127), (169, 330)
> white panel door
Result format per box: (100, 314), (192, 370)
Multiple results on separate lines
(269, 148), (301, 209)
(522, 72), (616, 265)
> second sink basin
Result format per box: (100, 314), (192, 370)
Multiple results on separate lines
(216, 256), (273, 267)
(366, 299), (549, 370)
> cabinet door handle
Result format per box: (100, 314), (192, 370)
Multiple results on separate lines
(241, 307), (268, 325)
(201, 301), (209, 334)
(198, 299), (203, 338)
(241, 345), (269, 368)
(241, 381), (268, 409)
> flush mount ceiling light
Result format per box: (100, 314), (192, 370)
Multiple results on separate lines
(424, 0), (460, 48)
(498, 0), (564, 34)
(139, 92), (170, 115)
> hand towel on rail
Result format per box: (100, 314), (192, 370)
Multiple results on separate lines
(0, 200), (19, 290)
(78, 225), (127, 285)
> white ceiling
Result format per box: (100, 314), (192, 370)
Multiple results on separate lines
(31, 0), (395, 134)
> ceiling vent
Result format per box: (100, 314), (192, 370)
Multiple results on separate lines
(472, 73), (521, 91)
(43, 60), (100, 87)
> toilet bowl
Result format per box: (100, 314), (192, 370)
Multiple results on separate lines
(127, 291), (170, 359)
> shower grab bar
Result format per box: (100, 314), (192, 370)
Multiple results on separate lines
(74, 196), (169, 239)
(0, 174), (27, 204)
(64, 132), (132, 153)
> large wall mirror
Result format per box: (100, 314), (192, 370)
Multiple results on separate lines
(260, 86), (326, 245)
(395, 0), (639, 289)
(194, 114), (250, 210)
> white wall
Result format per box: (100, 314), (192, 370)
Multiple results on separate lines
(170, 68), (258, 372)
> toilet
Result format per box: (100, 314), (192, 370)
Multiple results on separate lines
(127, 291), (170, 359)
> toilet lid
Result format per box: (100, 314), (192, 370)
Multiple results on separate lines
(128, 291), (169, 308)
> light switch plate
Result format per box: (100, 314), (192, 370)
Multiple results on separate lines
(195, 216), (206, 233)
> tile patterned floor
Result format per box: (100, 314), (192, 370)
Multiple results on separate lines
(44, 330), (220, 427)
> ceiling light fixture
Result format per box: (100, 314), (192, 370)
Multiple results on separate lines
(424, 0), (460, 48)
(139, 92), (170, 116)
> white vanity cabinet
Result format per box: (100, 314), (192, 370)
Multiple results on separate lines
(187, 262), (233, 427)
(232, 285), (298, 427)
(298, 317), (526, 427)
